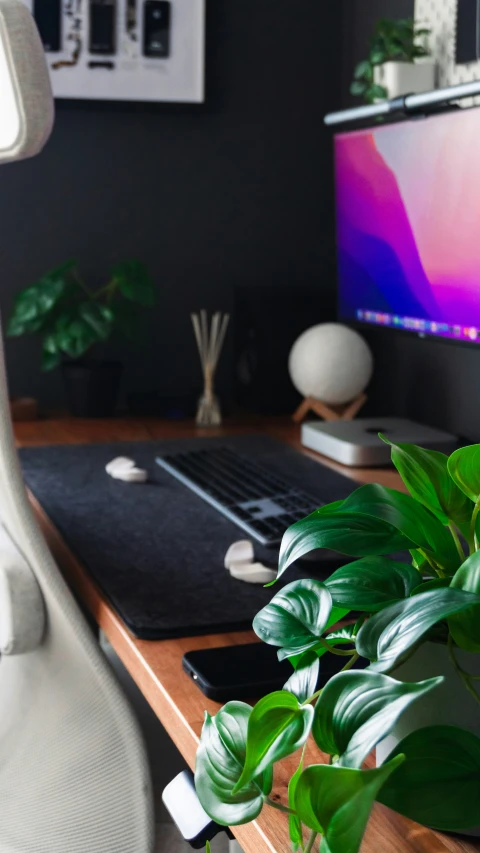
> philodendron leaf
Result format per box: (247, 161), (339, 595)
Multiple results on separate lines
(288, 761), (304, 852)
(195, 701), (272, 826)
(294, 756), (404, 853)
(325, 557), (420, 612)
(234, 691), (313, 791)
(79, 302), (113, 340)
(253, 579), (337, 659)
(341, 484), (459, 573)
(112, 260), (155, 306)
(449, 552), (480, 652)
(378, 725), (480, 831)
(380, 437), (473, 526)
(448, 445), (480, 503)
(284, 651), (319, 704)
(278, 507), (415, 580)
(312, 670), (442, 768)
(356, 588), (480, 673)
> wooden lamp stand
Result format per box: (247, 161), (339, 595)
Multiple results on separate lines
(292, 392), (367, 424)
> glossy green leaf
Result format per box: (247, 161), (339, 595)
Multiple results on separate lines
(356, 588), (480, 672)
(449, 552), (480, 651)
(294, 756), (404, 853)
(448, 445), (480, 503)
(41, 341), (61, 371)
(195, 701), (272, 826)
(378, 726), (480, 831)
(253, 579), (334, 658)
(312, 670), (442, 768)
(112, 260), (155, 306)
(288, 761), (304, 852)
(283, 651), (319, 704)
(380, 437), (473, 526)
(7, 261), (75, 335)
(79, 302), (113, 340)
(342, 484), (459, 572)
(410, 578), (450, 596)
(325, 557), (420, 613)
(234, 691), (313, 791)
(324, 624), (357, 645)
(205, 842), (211, 853)
(278, 508), (414, 581)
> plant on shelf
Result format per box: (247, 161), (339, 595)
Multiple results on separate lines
(7, 259), (155, 370)
(351, 18), (431, 103)
(195, 439), (480, 852)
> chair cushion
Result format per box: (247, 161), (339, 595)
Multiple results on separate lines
(0, 527), (44, 654)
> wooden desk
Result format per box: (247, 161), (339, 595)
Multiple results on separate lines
(15, 416), (480, 853)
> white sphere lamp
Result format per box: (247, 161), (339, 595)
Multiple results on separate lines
(289, 323), (373, 422)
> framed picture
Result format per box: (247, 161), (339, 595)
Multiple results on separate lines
(22, 0), (205, 103)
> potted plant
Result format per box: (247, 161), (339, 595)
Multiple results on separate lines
(7, 259), (155, 417)
(351, 17), (434, 104)
(195, 439), (480, 852)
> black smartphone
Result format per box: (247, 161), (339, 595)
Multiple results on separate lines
(143, 0), (170, 58)
(89, 0), (116, 55)
(33, 0), (62, 52)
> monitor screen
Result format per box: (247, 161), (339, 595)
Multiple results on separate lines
(335, 107), (480, 345)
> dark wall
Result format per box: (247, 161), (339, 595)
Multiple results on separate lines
(1, 0), (343, 408)
(341, 0), (480, 442)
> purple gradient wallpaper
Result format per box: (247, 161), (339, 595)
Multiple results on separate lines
(335, 108), (480, 344)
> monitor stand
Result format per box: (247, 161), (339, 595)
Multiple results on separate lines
(301, 417), (458, 467)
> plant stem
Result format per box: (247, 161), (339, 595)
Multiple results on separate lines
(265, 798), (296, 816)
(448, 634), (480, 708)
(303, 688), (323, 706)
(304, 830), (318, 853)
(317, 638), (357, 657)
(340, 652), (360, 672)
(471, 500), (480, 552)
(448, 523), (466, 561)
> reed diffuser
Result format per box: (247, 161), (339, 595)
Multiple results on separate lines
(191, 310), (230, 427)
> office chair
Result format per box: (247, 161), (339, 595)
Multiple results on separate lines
(0, 2), (155, 851)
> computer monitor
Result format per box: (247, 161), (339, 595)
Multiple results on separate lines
(335, 106), (480, 346)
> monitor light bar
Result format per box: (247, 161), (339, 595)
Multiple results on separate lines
(324, 79), (480, 127)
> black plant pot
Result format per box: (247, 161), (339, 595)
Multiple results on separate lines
(62, 360), (123, 418)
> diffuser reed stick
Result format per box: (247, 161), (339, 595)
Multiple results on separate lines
(191, 310), (230, 426)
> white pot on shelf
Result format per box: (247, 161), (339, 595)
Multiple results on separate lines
(376, 641), (480, 837)
(373, 58), (436, 99)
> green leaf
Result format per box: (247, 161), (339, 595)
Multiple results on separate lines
(294, 756), (404, 853)
(353, 60), (372, 80)
(234, 691), (313, 792)
(288, 761), (304, 852)
(41, 340), (61, 371)
(341, 485), (459, 572)
(206, 843), (211, 853)
(112, 260), (155, 306)
(79, 302), (113, 340)
(56, 317), (99, 359)
(325, 557), (420, 613)
(195, 701), (272, 827)
(380, 437), (473, 527)
(449, 552), (480, 651)
(410, 578), (450, 595)
(312, 670), (442, 768)
(324, 624), (357, 645)
(278, 506), (415, 581)
(7, 261), (76, 335)
(378, 726), (480, 831)
(356, 588), (480, 673)
(283, 651), (319, 703)
(448, 445), (480, 503)
(252, 579), (334, 658)
(350, 81), (367, 96)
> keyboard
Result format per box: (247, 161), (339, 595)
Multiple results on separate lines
(155, 446), (322, 547)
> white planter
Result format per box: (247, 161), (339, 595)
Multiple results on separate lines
(376, 641), (480, 836)
(373, 59), (436, 99)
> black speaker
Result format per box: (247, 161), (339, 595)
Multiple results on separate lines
(233, 285), (335, 414)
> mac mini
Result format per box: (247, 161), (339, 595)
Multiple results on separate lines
(301, 418), (457, 467)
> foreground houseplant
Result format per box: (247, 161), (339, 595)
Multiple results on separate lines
(7, 260), (155, 417)
(351, 17), (433, 104)
(195, 439), (480, 852)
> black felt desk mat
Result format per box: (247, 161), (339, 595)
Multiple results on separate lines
(19, 435), (356, 640)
